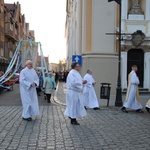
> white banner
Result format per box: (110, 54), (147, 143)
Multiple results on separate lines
(20, 41), (38, 68)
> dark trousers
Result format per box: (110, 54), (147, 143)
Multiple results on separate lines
(36, 88), (41, 96)
(46, 94), (51, 103)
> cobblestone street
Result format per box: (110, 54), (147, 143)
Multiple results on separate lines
(0, 83), (150, 150)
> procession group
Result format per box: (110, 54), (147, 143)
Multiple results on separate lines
(19, 60), (150, 124)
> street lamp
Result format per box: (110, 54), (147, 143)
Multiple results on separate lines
(108, 0), (123, 107)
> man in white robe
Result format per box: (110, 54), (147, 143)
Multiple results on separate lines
(83, 69), (100, 110)
(20, 60), (39, 121)
(145, 100), (150, 113)
(121, 65), (143, 113)
(64, 62), (87, 125)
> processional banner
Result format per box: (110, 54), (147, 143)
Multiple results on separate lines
(20, 40), (38, 68)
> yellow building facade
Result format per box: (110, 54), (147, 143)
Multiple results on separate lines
(66, 0), (150, 96)
(66, 0), (118, 95)
(120, 0), (150, 91)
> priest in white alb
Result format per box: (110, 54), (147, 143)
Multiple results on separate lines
(83, 69), (100, 110)
(121, 65), (143, 113)
(19, 60), (40, 121)
(64, 62), (87, 125)
(145, 99), (150, 113)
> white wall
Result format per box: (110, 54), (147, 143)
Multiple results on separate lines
(92, 0), (116, 53)
(81, 55), (118, 95)
(144, 52), (150, 89)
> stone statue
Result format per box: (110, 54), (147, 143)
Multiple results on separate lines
(129, 0), (144, 15)
(133, 0), (139, 6)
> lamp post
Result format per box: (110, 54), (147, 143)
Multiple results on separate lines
(115, 0), (123, 107)
(108, 0), (123, 107)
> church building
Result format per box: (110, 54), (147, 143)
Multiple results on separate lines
(121, 0), (150, 91)
(65, 0), (150, 95)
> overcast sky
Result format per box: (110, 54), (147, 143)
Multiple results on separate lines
(5, 0), (67, 63)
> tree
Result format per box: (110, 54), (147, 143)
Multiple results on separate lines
(58, 59), (66, 72)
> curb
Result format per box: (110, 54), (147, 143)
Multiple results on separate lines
(53, 82), (66, 106)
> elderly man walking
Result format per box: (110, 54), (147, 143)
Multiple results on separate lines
(83, 69), (100, 110)
(64, 62), (87, 125)
(19, 60), (39, 121)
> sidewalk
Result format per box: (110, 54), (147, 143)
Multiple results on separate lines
(0, 83), (150, 150)
(54, 82), (149, 107)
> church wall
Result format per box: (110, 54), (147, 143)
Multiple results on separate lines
(121, 0), (150, 90)
(81, 55), (118, 96)
(91, 0), (116, 53)
(81, 0), (118, 95)
(65, 0), (150, 95)
(141, 0), (146, 16)
(144, 52), (150, 89)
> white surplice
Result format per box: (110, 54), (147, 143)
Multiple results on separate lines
(146, 99), (150, 108)
(83, 73), (99, 108)
(64, 69), (87, 118)
(19, 67), (39, 118)
(123, 71), (143, 110)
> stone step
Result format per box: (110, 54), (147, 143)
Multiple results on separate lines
(122, 88), (150, 94)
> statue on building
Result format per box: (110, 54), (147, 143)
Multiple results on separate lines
(129, 0), (144, 15)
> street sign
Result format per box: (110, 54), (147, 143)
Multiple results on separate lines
(72, 55), (82, 66)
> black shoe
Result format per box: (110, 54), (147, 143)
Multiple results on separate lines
(22, 117), (32, 121)
(71, 121), (80, 125)
(121, 107), (128, 113)
(145, 107), (150, 113)
(84, 106), (87, 110)
(136, 109), (144, 113)
(47, 101), (51, 103)
(71, 119), (80, 125)
(93, 107), (100, 110)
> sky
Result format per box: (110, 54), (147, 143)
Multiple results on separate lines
(5, 0), (67, 63)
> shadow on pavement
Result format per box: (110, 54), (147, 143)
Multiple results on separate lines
(0, 84), (57, 106)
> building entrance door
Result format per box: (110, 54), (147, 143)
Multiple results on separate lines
(127, 49), (144, 87)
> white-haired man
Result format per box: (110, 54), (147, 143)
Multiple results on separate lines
(19, 60), (39, 121)
(83, 69), (100, 110)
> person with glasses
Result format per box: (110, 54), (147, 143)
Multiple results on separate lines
(64, 62), (87, 125)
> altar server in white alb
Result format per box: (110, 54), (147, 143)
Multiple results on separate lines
(83, 69), (100, 110)
(145, 100), (150, 113)
(20, 60), (40, 121)
(121, 65), (143, 113)
(64, 62), (87, 125)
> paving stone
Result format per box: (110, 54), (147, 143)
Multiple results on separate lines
(0, 83), (150, 149)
